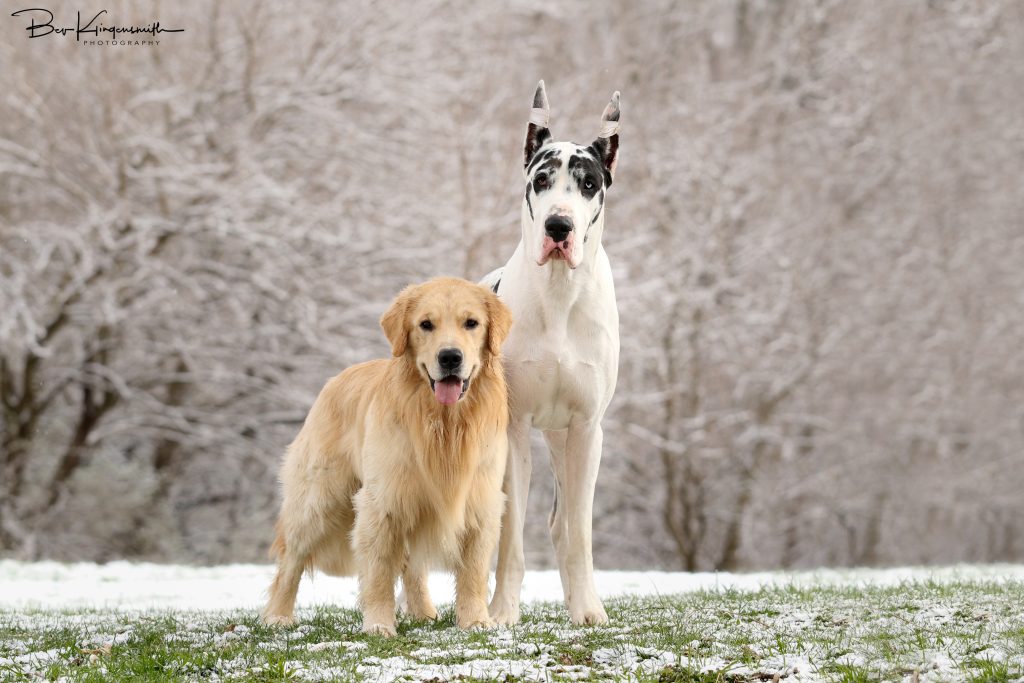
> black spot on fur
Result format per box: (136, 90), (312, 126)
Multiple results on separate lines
(568, 153), (604, 199)
(525, 184), (533, 220)
(491, 278), (501, 294)
(585, 189), (604, 243)
(531, 158), (562, 195)
(526, 147), (557, 173)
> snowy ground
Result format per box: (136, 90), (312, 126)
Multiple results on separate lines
(5, 561), (1024, 612)
(2, 562), (1024, 681)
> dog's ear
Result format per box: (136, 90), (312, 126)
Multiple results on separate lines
(380, 284), (419, 357)
(524, 79), (552, 168)
(589, 90), (620, 186)
(483, 289), (513, 357)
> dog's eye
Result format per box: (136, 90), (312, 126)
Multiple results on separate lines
(584, 178), (596, 191)
(535, 173), (549, 188)
(465, 319), (479, 330)
(419, 320), (434, 331)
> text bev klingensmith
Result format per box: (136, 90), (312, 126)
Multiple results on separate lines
(10, 8), (184, 45)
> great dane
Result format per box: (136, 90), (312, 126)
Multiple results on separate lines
(482, 81), (620, 625)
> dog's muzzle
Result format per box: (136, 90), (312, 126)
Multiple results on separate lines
(429, 347), (469, 405)
(538, 215), (576, 268)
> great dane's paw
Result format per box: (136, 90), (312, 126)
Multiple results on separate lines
(261, 614), (296, 627)
(362, 621), (398, 637)
(569, 602), (609, 626)
(488, 600), (521, 626)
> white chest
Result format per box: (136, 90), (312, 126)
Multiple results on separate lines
(502, 295), (619, 430)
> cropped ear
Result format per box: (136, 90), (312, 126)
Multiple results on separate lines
(380, 284), (419, 357)
(483, 289), (513, 357)
(589, 90), (620, 186)
(524, 79), (552, 168)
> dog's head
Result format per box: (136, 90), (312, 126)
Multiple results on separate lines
(521, 80), (620, 270)
(380, 277), (512, 406)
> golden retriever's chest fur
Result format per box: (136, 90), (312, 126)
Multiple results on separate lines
(371, 395), (505, 545)
(323, 358), (506, 563)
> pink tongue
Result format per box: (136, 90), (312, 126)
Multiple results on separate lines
(434, 377), (462, 405)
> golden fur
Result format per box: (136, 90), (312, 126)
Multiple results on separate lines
(262, 277), (512, 635)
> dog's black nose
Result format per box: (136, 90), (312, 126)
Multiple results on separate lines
(545, 215), (573, 242)
(438, 348), (463, 372)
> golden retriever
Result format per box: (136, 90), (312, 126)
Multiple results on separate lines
(261, 277), (512, 635)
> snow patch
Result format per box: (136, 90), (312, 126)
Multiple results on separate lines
(306, 640), (367, 653)
(4, 560), (1024, 611)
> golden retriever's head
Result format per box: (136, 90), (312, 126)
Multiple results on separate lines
(380, 277), (512, 406)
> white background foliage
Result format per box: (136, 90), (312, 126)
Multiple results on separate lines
(1, 0), (1022, 569)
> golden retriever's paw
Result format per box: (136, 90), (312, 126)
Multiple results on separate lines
(569, 603), (609, 626)
(488, 601), (520, 625)
(362, 621), (397, 637)
(261, 614), (296, 627)
(458, 616), (496, 631)
(405, 604), (439, 622)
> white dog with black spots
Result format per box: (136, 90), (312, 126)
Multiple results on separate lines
(483, 80), (621, 625)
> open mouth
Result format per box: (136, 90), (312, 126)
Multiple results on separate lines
(429, 375), (469, 406)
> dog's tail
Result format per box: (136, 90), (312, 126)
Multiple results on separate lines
(268, 519), (286, 561)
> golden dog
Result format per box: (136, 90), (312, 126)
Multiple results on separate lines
(262, 277), (512, 635)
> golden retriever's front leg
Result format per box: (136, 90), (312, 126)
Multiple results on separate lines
(353, 492), (403, 636)
(401, 560), (438, 621)
(455, 521), (498, 630)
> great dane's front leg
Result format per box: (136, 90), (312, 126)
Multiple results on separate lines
(489, 418), (531, 625)
(554, 423), (607, 625)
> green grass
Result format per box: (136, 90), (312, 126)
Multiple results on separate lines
(2, 582), (1024, 681)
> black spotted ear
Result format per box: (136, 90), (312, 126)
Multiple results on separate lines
(524, 80), (552, 168)
(589, 90), (620, 186)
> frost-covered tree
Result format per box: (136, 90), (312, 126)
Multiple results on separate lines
(2, 0), (1023, 566)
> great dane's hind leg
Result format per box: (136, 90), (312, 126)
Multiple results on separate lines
(489, 418), (531, 625)
(543, 429), (571, 591)
(556, 423), (608, 625)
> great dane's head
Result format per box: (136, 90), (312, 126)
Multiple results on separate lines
(521, 80), (620, 270)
